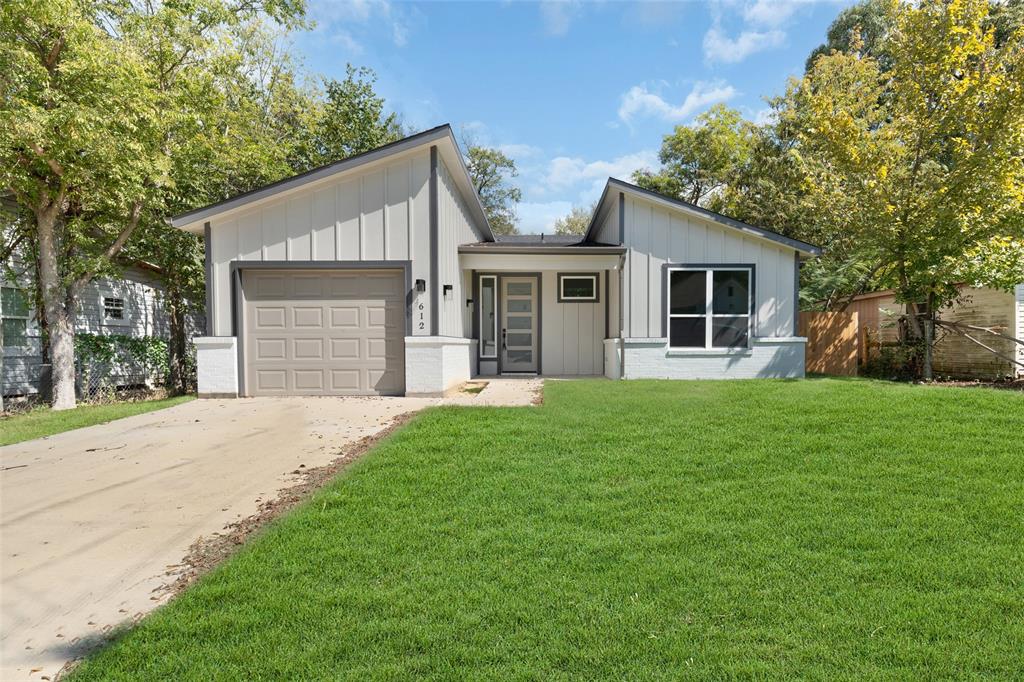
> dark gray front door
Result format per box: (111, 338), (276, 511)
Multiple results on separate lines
(501, 277), (538, 373)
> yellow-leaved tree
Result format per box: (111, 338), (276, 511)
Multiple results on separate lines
(779, 0), (1023, 344)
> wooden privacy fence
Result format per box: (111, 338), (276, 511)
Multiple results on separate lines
(799, 311), (859, 376)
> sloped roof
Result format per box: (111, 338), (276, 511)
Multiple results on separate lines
(585, 178), (822, 257)
(168, 124), (493, 239)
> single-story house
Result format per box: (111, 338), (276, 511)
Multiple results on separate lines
(170, 125), (820, 397)
(848, 284), (1024, 379)
(1, 263), (194, 398)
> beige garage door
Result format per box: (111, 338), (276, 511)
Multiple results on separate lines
(242, 269), (406, 396)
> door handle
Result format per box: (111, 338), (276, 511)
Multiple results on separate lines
(502, 328), (507, 351)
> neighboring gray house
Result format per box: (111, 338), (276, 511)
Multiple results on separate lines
(1, 264), (183, 398)
(170, 124), (820, 398)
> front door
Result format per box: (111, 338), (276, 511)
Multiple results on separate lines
(501, 277), (538, 373)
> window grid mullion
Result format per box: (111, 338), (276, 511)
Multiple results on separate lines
(704, 270), (713, 349)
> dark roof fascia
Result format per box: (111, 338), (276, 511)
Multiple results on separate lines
(582, 180), (617, 244)
(606, 178), (822, 256)
(169, 124), (459, 230)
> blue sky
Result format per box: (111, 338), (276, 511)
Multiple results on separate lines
(293, 0), (852, 233)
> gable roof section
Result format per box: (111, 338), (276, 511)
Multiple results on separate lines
(169, 124), (494, 240)
(585, 178), (821, 257)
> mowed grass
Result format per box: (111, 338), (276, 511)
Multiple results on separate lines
(0, 395), (194, 446)
(72, 379), (1024, 679)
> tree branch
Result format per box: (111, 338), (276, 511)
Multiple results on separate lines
(28, 143), (64, 176)
(72, 200), (145, 290)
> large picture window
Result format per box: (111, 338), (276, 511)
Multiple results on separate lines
(479, 276), (497, 358)
(667, 267), (752, 349)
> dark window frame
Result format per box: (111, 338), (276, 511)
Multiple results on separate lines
(666, 266), (753, 350)
(557, 272), (600, 303)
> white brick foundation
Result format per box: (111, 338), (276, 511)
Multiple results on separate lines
(622, 337), (806, 380)
(194, 336), (238, 397)
(404, 336), (473, 396)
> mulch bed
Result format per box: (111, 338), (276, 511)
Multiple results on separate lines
(924, 378), (1024, 391)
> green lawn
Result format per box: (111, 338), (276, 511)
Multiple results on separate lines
(0, 396), (194, 446)
(71, 380), (1023, 679)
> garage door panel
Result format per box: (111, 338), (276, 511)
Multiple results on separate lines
(292, 276), (324, 297)
(293, 369), (325, 391)
(330, 369), (361, 391)
(366, 275), (403, 297)
(255, 307), (286, 329)
(244, 269), (405, 396)
(255, 369), (287, 392)
(293, 338), (324, 360)
(255, 275), (286, 297)
(256, 338), (287, 360)
(330, 306), (360, 328)
(368, 369), (403, 394)
(292, 307), (324, 328)
(330, 338), (360, 359)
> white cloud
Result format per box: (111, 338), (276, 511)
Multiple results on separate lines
(539, 0), (581, 36)
(618, 81), (737, 124)
(742, 0), (807, 27)
(331, 30), (364, 54)
(498, 143), (543, 159)
(543, 150), (658, 197)
(309, 0), (414, 50)
(702, 25), (786, 63)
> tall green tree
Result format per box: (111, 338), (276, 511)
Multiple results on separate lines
(632, 104), (758, 210)
(290, 66), (403, 171)
(465, 146), (522, 235)
(0, 0), (307, 408)
(553, 203), (596, 236)
(779, 0), (1024, 334)
(805, 0), (893, 71)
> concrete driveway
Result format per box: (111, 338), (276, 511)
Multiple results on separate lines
(0, 395), (436, 681)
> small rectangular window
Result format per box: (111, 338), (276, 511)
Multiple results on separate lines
(1, 286), (30, 347)
(103, 296), (126, 322)
(667, 267), (752, 349)
(558, 274), (598, 302)
(479, 276), (497, 358)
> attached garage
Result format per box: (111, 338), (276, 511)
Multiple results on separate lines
(240, 268), (407, 396)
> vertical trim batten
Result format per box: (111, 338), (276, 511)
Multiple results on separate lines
(429, 145), (439, 336)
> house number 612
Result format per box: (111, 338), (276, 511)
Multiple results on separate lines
(418, 302), (425, 330)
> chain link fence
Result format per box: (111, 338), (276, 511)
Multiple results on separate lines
(2, 334), (193, 407)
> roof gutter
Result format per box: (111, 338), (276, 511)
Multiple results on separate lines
(458, 245), (626, 255)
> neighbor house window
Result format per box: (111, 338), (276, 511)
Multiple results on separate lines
(1, 286), (30, 347)
(558, 274), (598, 302)
(667, 267), (752, 349)
(103, 296), (127, 324)
(479, 276), (497, 358)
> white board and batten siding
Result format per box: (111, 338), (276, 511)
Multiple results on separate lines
(208, 149), (433, 337)
(437, 157), (487, 338)
(540, 271), (605, 376)
(608, 191), (805, 379)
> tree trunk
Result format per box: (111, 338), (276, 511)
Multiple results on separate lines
(167, 285), (188, 395)
(35, 200), (77, 410)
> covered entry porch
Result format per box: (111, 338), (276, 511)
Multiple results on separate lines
(460, 244), (624, 378)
